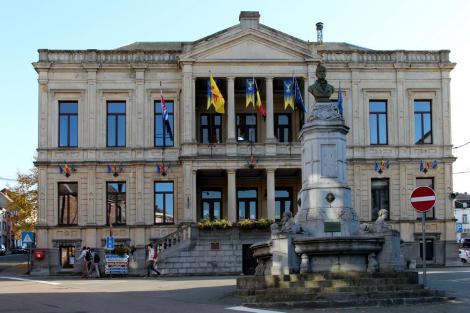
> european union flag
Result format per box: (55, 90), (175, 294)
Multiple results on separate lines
(284, 80), (294, 110)
(337, 85), (344, 115)
(294, 79), (307, 113)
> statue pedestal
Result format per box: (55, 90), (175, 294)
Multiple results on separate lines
(295, 102), (359, 236)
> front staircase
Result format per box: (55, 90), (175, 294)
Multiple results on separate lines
(236, 271), (450, 308)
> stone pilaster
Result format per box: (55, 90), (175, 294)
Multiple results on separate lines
(135, 165), (145, 224)
(266, 168), (276, 220)
(87, 165), (96, 225)
(227, 169), (237, 222)
(182, 63), (194, 144)
(134, 68), (146, 148)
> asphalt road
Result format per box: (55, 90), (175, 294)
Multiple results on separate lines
(0, 255), (468, 313)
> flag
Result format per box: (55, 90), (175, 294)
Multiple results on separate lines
(432, 160), (438, 169)
(294, 79), (307, 113)
(374, 161), (380, 172)
(59, 166), (64, 174)
(284, 79), (294, 110)
(63, 164), (71, 177)
(246, 79), (255, 108)
(256, 90), (266, 117)
(337, 84), (344, 115)
(160, 90), (173, 142)
(107, 164), (112, 174)
(208, 75), (225, 113)
(253, 79), (266, 117)
(206, 79), (212, 110)
(419, 160), (424, 172)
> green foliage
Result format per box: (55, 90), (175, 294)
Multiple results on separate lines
(113, 244), (128, 256)
(236, 218), (273, 230)
(5, 168), (38, 238)
(197, 219), (232, 230)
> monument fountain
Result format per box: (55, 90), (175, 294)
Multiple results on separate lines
(236, 64), (447, 308)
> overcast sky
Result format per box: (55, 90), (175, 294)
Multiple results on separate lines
(0, 0), (469, 192)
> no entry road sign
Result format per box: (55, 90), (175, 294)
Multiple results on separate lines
(410, 186), (436, 213)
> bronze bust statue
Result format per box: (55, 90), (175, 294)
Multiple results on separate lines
(308, 64), (335, 102)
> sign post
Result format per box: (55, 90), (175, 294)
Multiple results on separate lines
(410, 186), (436, 287)
(21, 231), (35, 275)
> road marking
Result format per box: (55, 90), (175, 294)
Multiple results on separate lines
(226, 306), (285, 313)
(420, 270), (470, 274)
(0, 276), (61, 286)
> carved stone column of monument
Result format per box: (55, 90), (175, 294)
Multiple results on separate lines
(295, 64), (359, 237)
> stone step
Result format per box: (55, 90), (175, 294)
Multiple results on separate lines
(276, 277), (413, 289)
(243, 295), (450, 309)
(242, 288), (438, 303)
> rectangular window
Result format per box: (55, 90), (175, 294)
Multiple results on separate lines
(60, 246), (76, 269)
(201, 190), (222, 220)
(274, 114), (292, 143)
(106, 182), (126, 225)
(58, 101), (78, 147)
(155, 182), (174, 224)
(275, 188), (293, 221)
(414, 100), (432, 144)
(155, 100), (174, 147)
(416, 178), (435, 219)
(371, 178), (390, 221)
(237, 188), (258, 220)
(237, 114), (257, 142)
(369, 100), (388, 145)
(200, 114), (222, 144)
(463, 214), (468, 224)
(58, 182), (78, 225)
(107, 101), (126, 147)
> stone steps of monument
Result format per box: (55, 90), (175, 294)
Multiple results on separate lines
(242, 288), (442, 304)
(277, 277), (413, 289)
(282, 272), (417, 282)
(243, 295), (451, 309)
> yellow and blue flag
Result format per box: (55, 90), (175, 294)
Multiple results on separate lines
(246, 79), (255, 108)
(284, 79), (294, 110)
(208, 75), (225, 114)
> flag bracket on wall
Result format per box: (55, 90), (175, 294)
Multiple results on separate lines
(59, 163), (76, 177)
(107, 163), (123, 177)
(156, 162), (170, 176)
(419, 160), (438, 173)
(374, 160), (390, 174)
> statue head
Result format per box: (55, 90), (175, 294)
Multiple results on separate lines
(377, 209), (389, 222)
(315, 64), (327, 80)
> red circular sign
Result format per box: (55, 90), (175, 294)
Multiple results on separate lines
(410, 186), (436, 212)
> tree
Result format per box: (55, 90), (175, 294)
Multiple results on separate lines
(6, 168), (38, 239)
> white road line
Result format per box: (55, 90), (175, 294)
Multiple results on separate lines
(0, 276), (61, 286)
(226, 306), (285, 313)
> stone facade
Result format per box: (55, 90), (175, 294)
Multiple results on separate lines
(33, 11), (457, 274)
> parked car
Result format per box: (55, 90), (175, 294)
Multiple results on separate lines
(11, 245), (28, 254)
(0, 244), (6, 256)
(461, 238), (470, 248)
(459, 249), (470, 263)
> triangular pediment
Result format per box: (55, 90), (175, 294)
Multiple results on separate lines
(181, 26), (318, 62)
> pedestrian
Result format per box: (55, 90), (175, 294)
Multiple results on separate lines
(77, 246), (89, 278)
(90, 248), (100, 278)
(153, 244), (161, 276)
(146, 244), (160, 277)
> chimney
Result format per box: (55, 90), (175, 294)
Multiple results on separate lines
(316, 22), (324, 44)
(239, 11), (260, 29)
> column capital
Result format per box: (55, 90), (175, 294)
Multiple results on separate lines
(226, 76), (236, 80)
(265, 76), (274, 81)
(226, 169), (237, 174)
(266, 168), (276, 174)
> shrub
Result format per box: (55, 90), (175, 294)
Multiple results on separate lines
(197, 219), (232, 230)
(236, 218), (273, 230)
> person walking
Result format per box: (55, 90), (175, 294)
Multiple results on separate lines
(146, 244), (160, 277)
(90, 248), (100, 278)
(77, 246), (89, 279)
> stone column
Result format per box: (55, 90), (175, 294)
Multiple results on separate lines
(84, 66), (98, 149)
(191, 169), (197, 222)
(135, 165), (145, 224)
(266, 168), (276, 220)
(182, 63), (194, 144)
(265, 77), (275, 142)
(227, 169), (237, 222)
(87, 165), (96, 225)
(134, 68), (146, 148)
(227, 77), (236, 142)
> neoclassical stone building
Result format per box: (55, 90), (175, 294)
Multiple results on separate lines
(33, 11), (458, 274)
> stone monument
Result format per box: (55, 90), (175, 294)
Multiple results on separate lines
(236, 64), (446, 308)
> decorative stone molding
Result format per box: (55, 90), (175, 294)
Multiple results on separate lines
(319, 50), (451, 64)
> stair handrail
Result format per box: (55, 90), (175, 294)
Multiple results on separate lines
(156, 222), (194, 253)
